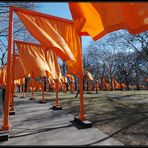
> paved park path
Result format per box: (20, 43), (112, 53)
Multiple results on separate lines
(1, 96), (123, 145)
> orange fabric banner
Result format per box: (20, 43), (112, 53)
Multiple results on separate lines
(14, 55), (27, 80)
(45, 49), (62, 80)
(66, 74), (75, 82)
(16, 41), (51, 78)
(15, 10), (75, 62)
(102, 78), (110, 91)
(0, 69), (3, 86)
(0, 65), (7, 86)
(27, 79), (37, 90)
(17, 78), (25, 85)
(16, 41), (62, 81)
(14, 8), (83, 76)
(122, 83), (126, 89)
(113, 79), (120, 89)
(84, 70), (93, 81)
(69, 2), (148, 40)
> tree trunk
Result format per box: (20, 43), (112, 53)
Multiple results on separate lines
(125, 75), (130, 91)
(110, 77), (113, 91)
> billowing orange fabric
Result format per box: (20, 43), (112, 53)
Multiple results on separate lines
(48, 77), (62, 91)
(0, 69), (3, 85)
(0, 65), (7, 86)
(14, 8), (83, 76)
(37, 82), (42, 90)
(16, 41), (51, 78)
(16, 40), (63, 81)
(61, 75), (68, 83)
(122, 83), (126, 89)
(112, 78), (121, 89)
(84, 70), (93, 81)
(29, 71), (47, 79)
(17, 78), (25, 85)
(48, 77), (55, 85)
(14, 80), (19, 85)
(48, 77), (56, 90)
(61, 75), (67, 92)
(66, 74), (75, 82)
(15, 10), (75, 62)
(102, 78), (110, 91)
(66, 74), (75, 92)
(2, 55), (27, 86)
(13, 55), (27, 80)
(45, 49), (62, 80)
(69, 2), (148, 40)
(27, 79), (37, 90)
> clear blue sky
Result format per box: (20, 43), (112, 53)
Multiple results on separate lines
(35, 2), (93, 54)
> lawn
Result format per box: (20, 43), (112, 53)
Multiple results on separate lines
(18, 90), (148, 145)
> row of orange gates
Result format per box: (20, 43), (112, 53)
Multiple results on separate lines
(0, 3), (148, 134)
(4, 73), (127, 97)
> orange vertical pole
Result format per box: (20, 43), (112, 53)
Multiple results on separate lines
(10, 43), (15, 111)
(55, 79), (59, 106)
(79, 76), (85, 120)
(42, 77), (45, 101)
(32, 87), (34, 99)
(79, 35), (85, 121)
(1, 7), (13, 131)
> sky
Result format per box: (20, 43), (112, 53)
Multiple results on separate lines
(35, 2), (94, 54)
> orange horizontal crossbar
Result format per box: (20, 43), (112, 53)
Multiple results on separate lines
(79, 32), (89, 36)
(10, 6), (74, 24)
(14, 40), (42, 47)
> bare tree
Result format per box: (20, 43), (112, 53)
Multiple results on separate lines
(83, 29), (148, 90)
(117, 30), (148, 76)
(0, 2), (37, 66)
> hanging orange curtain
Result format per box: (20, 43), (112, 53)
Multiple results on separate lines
(27, 79), (37, 91)
(13, 7), (83, 77)
(68, 2), (148, 40)
(122, 83), (126, 89)
(16, 40), (63, 81)
(102, 78), (110, 91)
(0, 55), (27, 86)
(17, 78), (25, 85)
(37, 82), (42, 91)
(15, 41), (51, 78)
(61, 75), (67, 92)
(0, 69), (3, 86)
(48, 77), (56, 91)
(66, 74), (75, 92)
(45, 49), (62, 80)
(13, 55), (27, 80)
(84, 70), (94, 81)
(113, 79), (120, 89)
(0, 65), (7, 86)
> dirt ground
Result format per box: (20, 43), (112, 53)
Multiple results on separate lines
(20, 90), (148, 146)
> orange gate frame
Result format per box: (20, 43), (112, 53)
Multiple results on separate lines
(1, 6), (86, 131)
(1, 7), (13, 130)
(10, 42), (16, 113)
